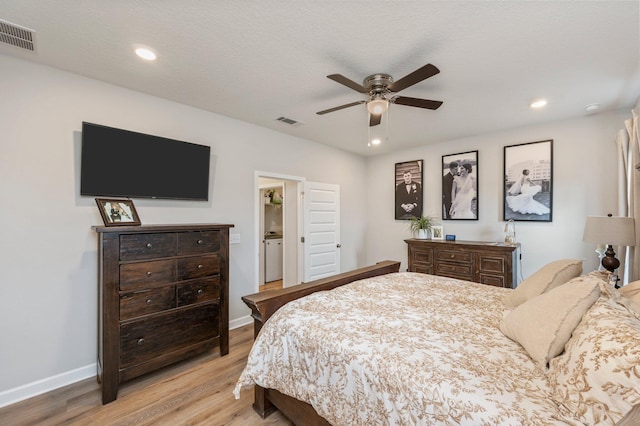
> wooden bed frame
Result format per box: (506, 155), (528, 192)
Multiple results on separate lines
(241, 260), (401, 425)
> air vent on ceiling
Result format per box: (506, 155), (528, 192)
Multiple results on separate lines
(276, 116), (304, 126)
(0, 19), (36, 52)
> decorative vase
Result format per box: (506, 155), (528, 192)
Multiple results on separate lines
(417, 229), (429, 239)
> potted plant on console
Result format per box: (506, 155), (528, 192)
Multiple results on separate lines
(409, 215), (438, 239)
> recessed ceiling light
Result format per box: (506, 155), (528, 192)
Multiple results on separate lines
(370, 138), (382, 146)
(585, 103), (600, 113)
(134, 45), (157, 61)
(530, 99), (548, 109)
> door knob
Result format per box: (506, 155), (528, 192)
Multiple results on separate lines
(336, 243), (341, 248)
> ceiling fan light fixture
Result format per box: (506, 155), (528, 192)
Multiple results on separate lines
(367, 98), (389, 115)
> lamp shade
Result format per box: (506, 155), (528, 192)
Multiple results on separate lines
(583, 216), (636, 247)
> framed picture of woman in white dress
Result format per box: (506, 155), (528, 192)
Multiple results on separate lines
(442, 150), (478, 220)
(503, 140), (553, 222)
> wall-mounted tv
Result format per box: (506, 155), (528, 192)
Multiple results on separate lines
(80, 122), (211, 201)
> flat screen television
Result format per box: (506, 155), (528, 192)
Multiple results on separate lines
(80, 122), (211, 200)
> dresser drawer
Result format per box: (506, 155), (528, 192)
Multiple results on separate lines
(120, 286), (176, 321)
(411, 264), (433, 274)
(435, 249), (472, 263)
(177, 231), (220, 255)
(410, 247), (433, 265)
(177, 254), (220, 280)
(479, 273), (507, 288)
(177, 278), (220, 306)
(477, 255), (506, 274)
(119, 304), (219, 369)
(120, 233), (177, 261)
(435, 261), (473, 280)
(120, 259), (176, 291)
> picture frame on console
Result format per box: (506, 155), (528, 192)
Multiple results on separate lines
(95, 198), (141, 226)
(432, 225), (444, 240)
(442, 150), (478, 220)
(503, 140), (553, 222)
(395, 160), (423, 220)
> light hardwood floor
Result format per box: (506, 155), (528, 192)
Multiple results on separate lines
(260, 280), (282, 292)
(0, 325), (293, 426)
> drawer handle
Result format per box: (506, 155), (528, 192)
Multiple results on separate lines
(146, 298), (152, 305)
(137, 338), (145, 346)
(146, 243), (153, 248)
(197, 264), (203, 269)
(197, 239), (203, 245)
(197, 289), (203, 295)
(146, 271), (152, 276)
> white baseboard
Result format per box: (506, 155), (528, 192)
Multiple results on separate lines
(0, 318), (254, 409)
(230, 315), (253, 330)
(0, 363), (96, 409)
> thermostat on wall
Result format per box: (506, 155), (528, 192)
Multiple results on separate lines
(445, 234), (456, 241)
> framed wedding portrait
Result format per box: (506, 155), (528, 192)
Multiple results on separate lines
(95, 198), (141, 226)
(503, 139), (553, 222)
(441, 150), (478, 220)
(395, 160), (423, 220)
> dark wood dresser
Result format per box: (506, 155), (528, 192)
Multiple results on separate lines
(93, 223), (233, 404)
(405, 239), (520, 288)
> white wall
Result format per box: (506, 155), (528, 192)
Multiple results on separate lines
(0, 52), (631, 405)
(0, 55), (367, 400)
(365, 110), (630, 277)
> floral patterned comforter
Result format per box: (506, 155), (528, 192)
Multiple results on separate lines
(234, 272), (579, 425)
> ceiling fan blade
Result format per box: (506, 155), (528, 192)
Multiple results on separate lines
(391, 96), (443, 110)
(316, 100), (366, 115)
(369, 113), (382, 127)
(388, 64), (440, 93)
(327, 74), (368, 93)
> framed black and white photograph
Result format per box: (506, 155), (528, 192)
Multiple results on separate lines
(95, 198), (141, 226)
(503, 140), (553, 222)
(395, 160), (423, 220)
(442, 150), (478, 220)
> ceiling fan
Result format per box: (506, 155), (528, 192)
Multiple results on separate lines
(316, 63), (443, 127)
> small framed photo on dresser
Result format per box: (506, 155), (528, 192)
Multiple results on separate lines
(95, 198), (141, 226)
(432, 226), (444, 240)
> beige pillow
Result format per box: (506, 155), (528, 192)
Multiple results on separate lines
(500, 275), (600, 370)
(620, 280), (640, 304)
(504, 259), (583, 308)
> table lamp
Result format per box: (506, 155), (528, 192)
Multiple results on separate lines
(583, 215), (636, 273)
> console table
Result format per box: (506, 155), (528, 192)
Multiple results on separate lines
(405, 239), (520, 288)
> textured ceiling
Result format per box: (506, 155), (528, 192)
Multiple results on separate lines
(1, 1), (639, 156)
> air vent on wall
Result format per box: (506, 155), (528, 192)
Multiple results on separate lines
(276, 116), (304, 126)
(0, 19), (36, 52)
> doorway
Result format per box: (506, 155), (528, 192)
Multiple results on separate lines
(254, 172), (342, 293)
(256, 172), (303, 292)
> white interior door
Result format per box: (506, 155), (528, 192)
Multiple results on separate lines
(303, 181), (340, 282)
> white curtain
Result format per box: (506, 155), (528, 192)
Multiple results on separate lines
(617, 98), (640, 283)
